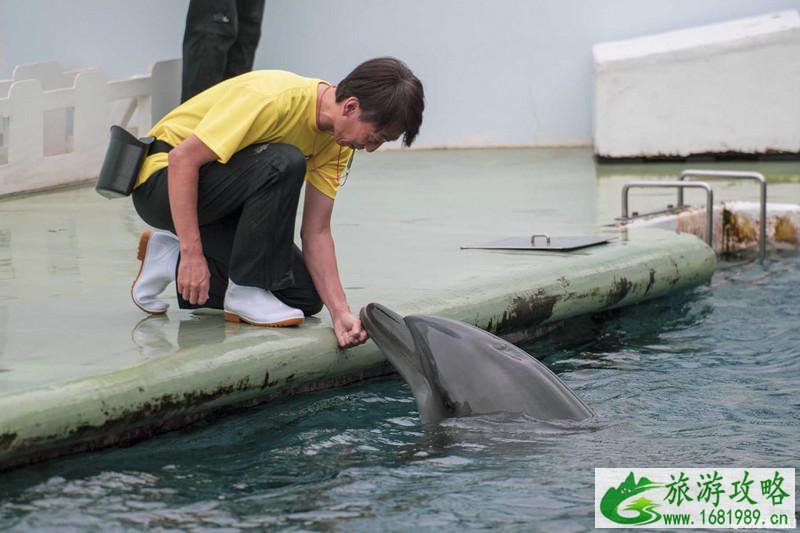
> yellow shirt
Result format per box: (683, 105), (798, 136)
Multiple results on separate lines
(135, 70), (352, 200)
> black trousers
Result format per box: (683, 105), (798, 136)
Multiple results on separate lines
(182, 0), (266, 102)
(132, 143), (322, 316)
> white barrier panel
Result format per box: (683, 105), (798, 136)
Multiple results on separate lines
(0, 59), (180, 196)
(593, 10), (800, 159)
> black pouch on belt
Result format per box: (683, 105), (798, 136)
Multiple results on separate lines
(95, 125), (172, 199)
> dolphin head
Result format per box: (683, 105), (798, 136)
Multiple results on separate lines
(360, 303), (449, 424)
(361, 304), (593, 425)
(403, 314), (594, 421)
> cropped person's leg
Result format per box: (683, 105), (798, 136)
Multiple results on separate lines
(225, 0), (265, 78)
(182, 0), (239, 101)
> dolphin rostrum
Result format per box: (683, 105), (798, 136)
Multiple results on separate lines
(359, 303), (594, 425)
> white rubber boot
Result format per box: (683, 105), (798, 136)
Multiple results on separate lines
(131, 229), (179, 314)
(223, 279), (304, 327)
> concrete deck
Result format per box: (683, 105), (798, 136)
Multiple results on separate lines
(3, 147), (795, 470)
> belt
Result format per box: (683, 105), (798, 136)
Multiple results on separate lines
(148, 138), (174, 155)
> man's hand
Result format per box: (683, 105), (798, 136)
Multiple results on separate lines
(167, 134), (218, 307)
(332, 310), (369, 349)
(301, 186), (368, 349)
(177, 250), (210, 305)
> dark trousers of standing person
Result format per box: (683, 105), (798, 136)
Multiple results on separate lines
(131, 143), (323, 316)
(182, 0), (266, 102)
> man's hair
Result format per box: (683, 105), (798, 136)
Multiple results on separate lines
(337, 57), (424, 147)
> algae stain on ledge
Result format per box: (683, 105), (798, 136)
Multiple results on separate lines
(773, 215), (799, 244)
(486, 289), (559, 336)
(722, 209), (758, 253)
(605, 277), (633, 307)
(0, 363), (396, 472)
(483, 268), (678, 342)
(7, 377), (257, 455)
(644, 269), (656, 295)
(0, 432), (17, 450)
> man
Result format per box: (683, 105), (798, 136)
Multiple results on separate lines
(130, 57), (424, 349)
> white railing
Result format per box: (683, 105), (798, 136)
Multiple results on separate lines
(0, 59), (180, 196)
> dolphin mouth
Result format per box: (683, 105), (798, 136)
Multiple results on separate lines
(360, 303), (407, 340)
(360, 303), (418, 367)
(361, 303), (404, 327)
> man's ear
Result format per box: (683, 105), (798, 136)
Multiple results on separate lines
(342, 97), (360, 116)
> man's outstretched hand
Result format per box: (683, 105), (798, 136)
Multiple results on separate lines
(333, 310), (369, 349)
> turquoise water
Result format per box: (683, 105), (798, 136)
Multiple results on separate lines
(1, 255), (798, 531)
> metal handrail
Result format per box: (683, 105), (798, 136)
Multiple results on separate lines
(622, 180), (714, 247)
(678, 169), (767, 260)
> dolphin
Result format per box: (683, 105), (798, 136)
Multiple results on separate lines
(359, 303), (594, 425)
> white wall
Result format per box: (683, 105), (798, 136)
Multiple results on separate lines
(0, 1), (188, 81)
(2, 0), (800, 148)
(593, 11), (800, 158)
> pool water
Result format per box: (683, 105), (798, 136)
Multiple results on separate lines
(1, 254), (798, 531)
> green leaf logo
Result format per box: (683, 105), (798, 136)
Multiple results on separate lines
(600, 472), (664, 525)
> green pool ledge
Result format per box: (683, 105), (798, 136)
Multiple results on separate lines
(0, 148), (717, 471)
